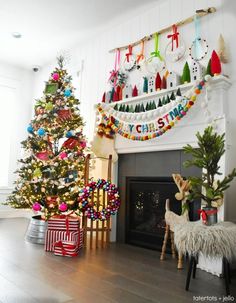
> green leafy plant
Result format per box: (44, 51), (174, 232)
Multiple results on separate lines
(183, 126), (236, 208)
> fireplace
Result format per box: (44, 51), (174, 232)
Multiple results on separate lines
(126, 176), (181, 250)
(117, 150), (201, 250)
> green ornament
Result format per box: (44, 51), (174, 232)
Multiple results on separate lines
(45, 102), (53, 111)
(33, 168), (42, 178)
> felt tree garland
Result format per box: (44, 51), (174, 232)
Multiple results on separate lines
(97, 77), (209, 141)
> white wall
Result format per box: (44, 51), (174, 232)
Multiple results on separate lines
(32, 0), (236, 221)
(0, 61), (33, 204)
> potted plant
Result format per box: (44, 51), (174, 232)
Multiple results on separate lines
(183, 126), (236, 225)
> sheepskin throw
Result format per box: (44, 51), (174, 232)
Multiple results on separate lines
(174, 221), (236, 260)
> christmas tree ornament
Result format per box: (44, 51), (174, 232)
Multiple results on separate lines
(123, 45), (136, 72)
(211, 50), (221, 76)
(27, 125), (34, 134)
(189, 16), (208, 61)
(33, 168), (42, 178)
(37, 128), (46, 136)
(205, 59), (213, 77)
(45, 102), (53, 111)
(59, 202), (68, 212)
(32, 202), (42, 212)
(45, 83), (58, 95)
(146, 33), (165, 75)
(64, 89), (72, 97)
(52, 73), (60, 81)
(217, 34), (228, 64)
(165, 24), (186, 62)
(66, 130), (74, 138)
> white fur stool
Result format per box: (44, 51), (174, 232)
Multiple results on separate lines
(174, 221), (236, 295)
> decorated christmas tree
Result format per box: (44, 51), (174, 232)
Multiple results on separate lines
(7, 57), (88, 219)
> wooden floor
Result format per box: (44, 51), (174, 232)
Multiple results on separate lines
(0, 218), (235, 303)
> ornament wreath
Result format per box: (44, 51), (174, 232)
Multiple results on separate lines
(78, 179), (121, 221)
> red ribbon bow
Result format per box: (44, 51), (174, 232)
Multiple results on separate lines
(167, 24), (179, 51)
(125, 45), (133, 63)
(198, 209), (218, 224)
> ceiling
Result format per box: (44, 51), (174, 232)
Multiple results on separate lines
(0, 0), (156, 70)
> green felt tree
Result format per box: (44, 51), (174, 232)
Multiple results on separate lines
(114, 104), (118, 111)
(151, 101), (156, 109)
(129, 105), (134, 113)
(125, 105), (130, 112)
(183, 126), (236, 208)
(170, 92), (176, 100)
(140, 103), (145, 112)
(158, 99), (162, 107)
(205, 59), (213, 76)
(162, 96), (166, 105)
(176, 88), (182, 96)
(145, 102), (150, 111)
(181, 62), (191, 84)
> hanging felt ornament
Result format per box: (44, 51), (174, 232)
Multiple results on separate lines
(108, 49), (120, 87)
(189, 16), (208, 61)
(123, 45), (136, 72)
(136, 40), (146, 72)
(146, 33), (165, 75)
(165, 24), (186, 62)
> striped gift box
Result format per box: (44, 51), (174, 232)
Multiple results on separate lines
(48, 215), (80, 231)
(45, 228), (84, 252)
(54, 241), (79, 257)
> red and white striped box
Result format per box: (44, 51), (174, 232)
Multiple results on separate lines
(47, 215), (80, 231)
(45, 228), (84, 252)
(54, 241), (79, 257)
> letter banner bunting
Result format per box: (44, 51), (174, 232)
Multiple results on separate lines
(97, 78), (207, 141)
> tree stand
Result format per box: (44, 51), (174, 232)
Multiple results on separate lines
(160, 224), (183, 269)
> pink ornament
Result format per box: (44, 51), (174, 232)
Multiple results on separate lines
(59, 152), (68, 160)
(59, 202), (68, 212)
(52, 73), (59, 81)
(32, 202), (41, 211)
(80, 140), (86, 148)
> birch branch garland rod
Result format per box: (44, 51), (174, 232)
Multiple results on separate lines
(109, 7), (216, 53)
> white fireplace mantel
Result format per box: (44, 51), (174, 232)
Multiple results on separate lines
(114, 75), (231, 155)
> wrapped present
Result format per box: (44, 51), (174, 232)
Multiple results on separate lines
(54, 240), (79, 257)
(48, 215), (80, 231)
(45, 228), (84, 252)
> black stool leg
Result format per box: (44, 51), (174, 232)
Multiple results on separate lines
(193, 256), (197, 279)
(223, 257), (230, 295)
(186, 256), (194, 291)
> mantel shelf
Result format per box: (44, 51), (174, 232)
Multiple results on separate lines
(104, 75), (231, 107)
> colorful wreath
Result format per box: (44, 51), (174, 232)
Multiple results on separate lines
(78, 179), (121, 221)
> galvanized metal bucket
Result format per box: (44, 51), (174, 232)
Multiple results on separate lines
(25, 215), (48, 244)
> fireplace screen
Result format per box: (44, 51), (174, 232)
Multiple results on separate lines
(126, 177), (181, 250)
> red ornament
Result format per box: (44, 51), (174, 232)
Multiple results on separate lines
(132, 85), (138, 97)
(211, 50), (221, 75)
(161, 75), (167, 89)
(102, 92), (106, 102)
(155, 72), (162, 90)
(57, 109), (71, 121)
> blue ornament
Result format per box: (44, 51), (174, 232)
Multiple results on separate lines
(64, 89), (71, 97)
(37, 128), (45, 136)
(66, 131), (73, 138)
(27, 125), (34, 134)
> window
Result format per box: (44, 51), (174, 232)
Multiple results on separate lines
(0, 84), (16, 187)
